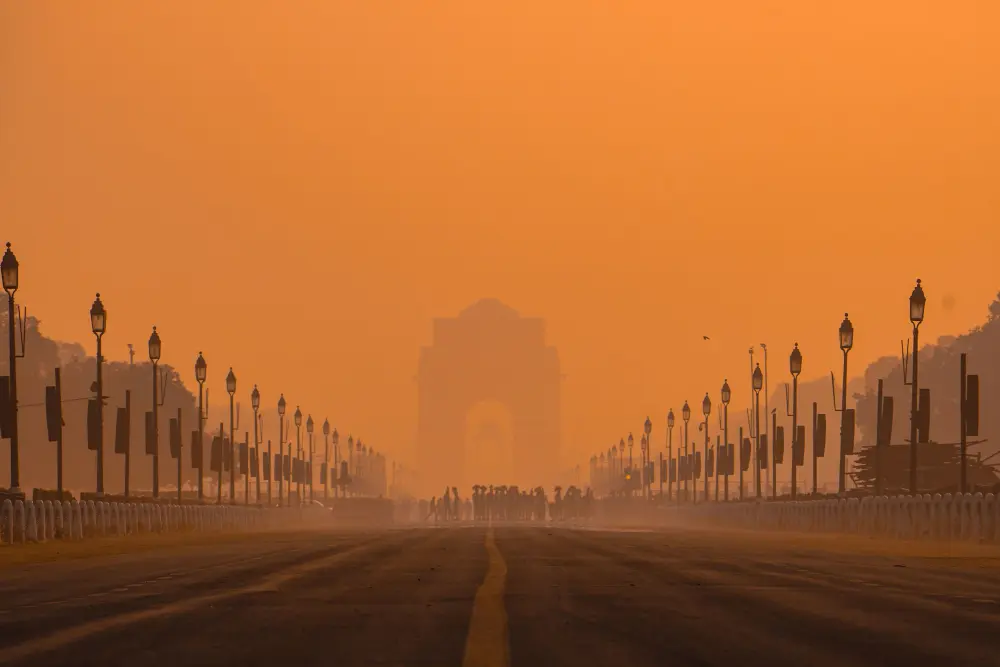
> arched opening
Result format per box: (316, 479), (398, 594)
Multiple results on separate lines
(463, 399), (516, 488)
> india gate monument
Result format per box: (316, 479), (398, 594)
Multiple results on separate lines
(416, 299), (561, 494)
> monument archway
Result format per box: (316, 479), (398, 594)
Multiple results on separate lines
(417, 299), (561, 494)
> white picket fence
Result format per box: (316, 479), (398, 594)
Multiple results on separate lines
(0, 499), (329, 545)
(684, 493), (1000, 543)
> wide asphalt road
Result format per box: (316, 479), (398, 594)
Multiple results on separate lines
(0, 525), (998, 666)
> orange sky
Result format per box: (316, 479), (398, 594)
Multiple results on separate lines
(1, 2), (997, 475)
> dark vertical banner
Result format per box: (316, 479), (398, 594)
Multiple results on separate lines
(87, 399), (101, 451)
(145, 411), (156, 455)
(114, 407), (129, 454)
(0, 377), (12, 438)
(45, 385), (62, 442)
(191, 431), (202, 468)
(169, 418), (181, 459)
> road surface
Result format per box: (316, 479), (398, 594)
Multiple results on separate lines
(0, 525), (998, 666)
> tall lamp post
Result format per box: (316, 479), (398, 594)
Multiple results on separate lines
(322, 418), (330, 500)
(226, 368), (236, 504)
(148, 326), (162, 498)
(667, 410), (675, 502)
(294, 407), (303, 505)
(90, 294), (107, 495)
(702, 393), (711, 502)
(644, 416), (652, 501)
(2, 243), (21, 492)
(789, 344), (802, 499)
(838, 314), (854, 494)
(306, 415), (315, 503)
(278, 395), (286, 506)
(752, 363), (763, 499)
(252, 385), (263, 504)
(332, 428), (340, 498)
(640, 434), (648, 501)
(347, 435), (354, 497)
(908, 279), (925, 495)
(627, 433), (634, 496)
(195, 352), (207, 501)
(681, 401), (691, 502)
(721, 380), (731, 502)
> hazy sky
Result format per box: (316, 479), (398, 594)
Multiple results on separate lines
(2, 2), (997, 472)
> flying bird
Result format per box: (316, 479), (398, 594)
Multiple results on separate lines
(703, 335), (710, 340)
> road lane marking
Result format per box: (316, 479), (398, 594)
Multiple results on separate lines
(0, 540), (380, 665)
(462, 527), (510, 667)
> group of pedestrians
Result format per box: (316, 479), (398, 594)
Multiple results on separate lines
(421, 484), (595, 524)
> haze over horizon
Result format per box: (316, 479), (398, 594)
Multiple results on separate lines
(2, 2), (997, 477)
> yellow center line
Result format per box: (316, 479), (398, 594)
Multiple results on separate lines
(462, 526), (510, 667)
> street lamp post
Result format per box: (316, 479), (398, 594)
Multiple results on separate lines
(278, 395), (286, 506)
(306, 415), (315, 503)
(347, 435), (354, 497)
(640, 434), (648, 501)
(721, 380), (731, 502)
(148, 326), (162, 499)
(752, 364), (763, 499)
(838, 314), (854, 494)
(644, 416), (652, 501)
(682, 401), (691, 503)
(226, 368), (237, 504)
(760, 343), (769, 496)
(332, 428), (340, 498)
(908, 280), (925, 495)
(322, 418), (330, 500)
(2, 243), (21, 492)
(90, 294), (107, 495)
(627, 433), (634, 497)
(667, 410), (675, 502)
(702, 393), (711, 502)
(195, 353), (207, 501)
(294, 407), (302, 506)
(252, 385), (261, 505)
(789, 344), (802, 499)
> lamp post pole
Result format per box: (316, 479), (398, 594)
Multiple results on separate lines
(195, 353), (207, 501)
(753, 363), (763, 499)
(323, 419), (330, 501)
(294, 407), (302, 506)
(908, 280), (926, 495)
(278, 395), (286, 506)
(667, 411), (675, 502)
(226, 368), (237, 504)
(332, 429), (340, 499)
(2, 243), (21, 492)
(252, 385), (261, 503)
(790, 344), (801, 499)
(149, 327), (162, 498)
(702, 394), (711, 502)
(644, 417), (652, 502)
(682, 402), (691, 503)
(627, 433), (634, 497)
(838, 314), (854, 494)
(721, 381), (730, 502)
(306, 415), (315, 503)
(760, 343), (769, 497)
(90, 294), (107, 496)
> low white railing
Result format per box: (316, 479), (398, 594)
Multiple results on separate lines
(681, 493), (1000, 543)
(0, 499), (330, 545)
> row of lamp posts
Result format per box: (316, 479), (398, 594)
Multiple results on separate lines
(0, 242), (361, 505)
(591, 279), (927, 501)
